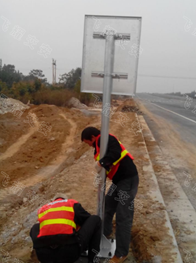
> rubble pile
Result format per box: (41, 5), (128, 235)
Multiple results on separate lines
(0, 96), (29, 115)
(67, 97), (88, 110)
(121, 105), (142, 114)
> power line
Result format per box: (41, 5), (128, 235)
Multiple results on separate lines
(138, 74), (196, 80)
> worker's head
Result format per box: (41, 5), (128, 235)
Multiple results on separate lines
(54, 197), (65, 200)
(52, 193), (67, 201)
(81, 126), (100, 147)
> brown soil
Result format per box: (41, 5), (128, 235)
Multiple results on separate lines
(0, 99), (175, 263)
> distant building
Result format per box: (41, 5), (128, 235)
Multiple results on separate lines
(0, 59), (2, 70)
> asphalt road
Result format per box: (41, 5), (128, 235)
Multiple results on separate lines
(136, 93), (196, 146)
(136, 93), (196, 210)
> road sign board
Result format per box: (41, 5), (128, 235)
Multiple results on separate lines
(81, 15), (142, 96)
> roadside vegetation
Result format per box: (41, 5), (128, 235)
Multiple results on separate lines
(0, 64), (93, 106)
(166, 91), (196, 98)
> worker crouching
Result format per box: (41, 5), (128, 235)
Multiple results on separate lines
(30, 197), (101, 263)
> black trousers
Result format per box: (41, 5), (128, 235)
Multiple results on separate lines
(31, 215), (101, 263)
(104, 175), (139, 257)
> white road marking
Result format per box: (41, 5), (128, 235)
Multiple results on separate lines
(151, 103), (196, 124)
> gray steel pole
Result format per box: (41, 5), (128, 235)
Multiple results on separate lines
(97, 32), (115, 227)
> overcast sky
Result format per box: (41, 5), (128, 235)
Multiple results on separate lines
(1, 0), (196, 93)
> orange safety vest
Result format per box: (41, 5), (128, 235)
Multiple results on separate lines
(94, 134), (134, 180)
(37, 198), (78, 237)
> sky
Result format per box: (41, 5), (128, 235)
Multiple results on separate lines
(1, 0), (196, 93)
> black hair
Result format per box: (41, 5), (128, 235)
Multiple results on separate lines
(81, 127), (100, 141)
(54, 197), (65, 201)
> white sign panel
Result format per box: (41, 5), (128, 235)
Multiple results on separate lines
(81, 15), (142, 96)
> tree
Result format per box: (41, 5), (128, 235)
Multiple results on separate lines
(59, 68), (81, 89)
(74, 79), (92, 105)
(19, 87), (26, 96)
(25, 69), (47, 83)
(188, 90), (196, 98)
(0, 64), (23, 88)
(34, 79), (42, 91)
(0, 80), (9, 93)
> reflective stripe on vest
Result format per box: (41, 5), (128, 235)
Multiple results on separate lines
(40, 218), (76, 229)
(38, 206), (74, 219)
(94, 134), (134, 180)
(37, 199), (78, 237)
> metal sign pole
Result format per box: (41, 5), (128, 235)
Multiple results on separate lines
(89, 28), (131, 258)
(92, 31), (130, 258)
(98, 31), (115, 220)
(97, 31), (117, 258)
(81, 14), (141, 259)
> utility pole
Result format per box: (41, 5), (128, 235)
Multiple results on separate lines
(52, 59), (56, 84)
(0, 59), (2, 70)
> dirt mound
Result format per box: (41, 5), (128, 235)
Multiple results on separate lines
(0, 104), (96, 189)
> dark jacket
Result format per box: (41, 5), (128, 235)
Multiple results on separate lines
(30, 203), (90, 249)
(94, 134), (138, 184)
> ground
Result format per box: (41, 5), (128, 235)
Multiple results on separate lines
(0, 99), (180, 263)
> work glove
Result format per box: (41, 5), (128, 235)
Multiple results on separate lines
(95, 161), (102, 173)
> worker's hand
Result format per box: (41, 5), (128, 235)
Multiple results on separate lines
(95, 161), (102, 173)
(76, 225), (81, 232)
